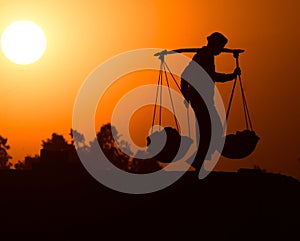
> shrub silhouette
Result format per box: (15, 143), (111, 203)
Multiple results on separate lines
(0, 135), (12, 169)
(14, 155), (40, 170)
(88, 123), (161, 173)
(39, 133), (79, 169)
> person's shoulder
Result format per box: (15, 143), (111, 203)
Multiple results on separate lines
(194, 46), (209, 54)
(198, 46), (207, 52)
(193, 46), (211, 57)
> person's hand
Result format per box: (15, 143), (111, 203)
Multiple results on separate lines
(154, 49), (168, 57)
(233, 67), (241, 76)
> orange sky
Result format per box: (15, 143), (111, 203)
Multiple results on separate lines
(0, 1), (299, 180)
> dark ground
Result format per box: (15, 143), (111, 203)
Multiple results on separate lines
(0, 166), (299, 241)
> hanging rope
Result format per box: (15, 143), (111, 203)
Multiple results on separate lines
(226, 77), (237, 120)
(164, 60), (192, 137)
(163, 64), (179, 131)
(238, 74), (253, 130)
(151, 54), (186, 134)
(164, 60), (182, 91)
(151, 60), (163, 133)
(226, 55), (253, 131)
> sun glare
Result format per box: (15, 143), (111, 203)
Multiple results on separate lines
(1, 20), (46, 65)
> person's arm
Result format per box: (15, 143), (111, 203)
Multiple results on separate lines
(171, 48), (201, 53)
(213, 68), (241, 82)
(154, 48), (201, 56)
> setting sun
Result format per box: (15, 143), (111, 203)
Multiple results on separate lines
(1, 20), (46, 65)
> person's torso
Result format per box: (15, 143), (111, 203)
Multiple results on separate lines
(181, 46), (216, 102)
(192, 46), (215, 77)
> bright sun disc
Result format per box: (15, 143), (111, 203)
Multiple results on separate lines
(1, 20), (46, 65)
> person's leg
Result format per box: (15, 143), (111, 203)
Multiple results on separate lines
(180, 78), (212, 174)
(189, 92), (211, 173)
(209, 105), (225, 154)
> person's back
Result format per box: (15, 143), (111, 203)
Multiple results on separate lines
(191, 46), (215, 78)
(181, 46), (216, 106)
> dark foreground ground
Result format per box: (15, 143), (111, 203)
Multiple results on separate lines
(0, 166), (299, 241)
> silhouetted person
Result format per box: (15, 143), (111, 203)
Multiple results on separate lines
(157, 32), (241, 173)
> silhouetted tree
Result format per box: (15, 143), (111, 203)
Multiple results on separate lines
(39, 133), (80, 169)
(0, 135), (12, 169)
(70, 129), (85, 147)
(70, 128), (89, 154)
(42, 133), (71, 150)
(90, 123), (132, 172)
(89, 123), (161, 173)
(14, 155), (40, 170)
(70, 124), (161, 173)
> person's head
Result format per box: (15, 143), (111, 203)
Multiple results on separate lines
(207, 32), (228, 55)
